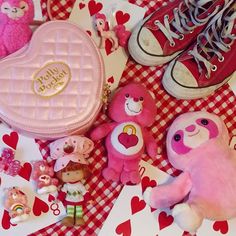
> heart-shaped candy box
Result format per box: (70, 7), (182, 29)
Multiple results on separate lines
(0, 21), (105, 139)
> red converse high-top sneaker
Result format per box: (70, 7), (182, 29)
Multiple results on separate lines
(128, 0), (232, 66)
(162, 2), (236, 99)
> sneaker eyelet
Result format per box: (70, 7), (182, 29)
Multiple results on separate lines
(226, 45), (231, 50)
(211, 65), (217, 71)
(218, 56), (224, 62)
(154, 20), (159, 25)
(179, 34), (184, 40)
(170, 42), (175, 47)
(165, 15), (169, 20)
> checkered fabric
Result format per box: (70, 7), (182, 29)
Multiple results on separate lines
(30, 1), (236, 235)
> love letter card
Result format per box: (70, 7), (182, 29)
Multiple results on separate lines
(69, 0), (146, 91)
(0, 123), (65, 236)
(98, 160), (236, 236)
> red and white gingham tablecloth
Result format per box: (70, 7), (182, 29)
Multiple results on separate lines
(29, 0), (236, 235)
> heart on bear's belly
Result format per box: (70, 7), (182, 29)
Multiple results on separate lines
(118, 132), (139, 149)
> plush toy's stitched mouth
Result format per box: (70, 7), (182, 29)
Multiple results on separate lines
(188, 130), (200, 137)
(126, 103), (141, 114)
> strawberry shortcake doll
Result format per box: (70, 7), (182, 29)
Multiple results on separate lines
(56, 161), (92, 227)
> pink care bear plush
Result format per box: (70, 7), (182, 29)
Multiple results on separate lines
(0, 0), (34, 58)
(144, 111), (236, 234)
(90, 83), (157, 184)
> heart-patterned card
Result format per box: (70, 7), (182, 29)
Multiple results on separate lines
(0, 123), (65, 235)
(98, 160), (236, 236)
(69, 0), (146, 91)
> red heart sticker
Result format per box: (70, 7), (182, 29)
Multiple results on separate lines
(131, 196), (146, 215)
(79, 2), (85, 9)
(116, 11), (130, 25)
(141, 176), (157, 193)
(48, 194), (55, 202)
(213, 221), (229, 234)
(158, 211), (174, 230)
(88, 0), (103, 16)
(33, 197), (49, 216)
(115, 219), (132, 236)
(18, 162), (32, 181)
(2, 131), (19, 150)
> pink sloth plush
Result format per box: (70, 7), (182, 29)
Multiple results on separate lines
(144, 111), (236, 234)
(0, 0), (34, 58)
(90, 83), (157, 184)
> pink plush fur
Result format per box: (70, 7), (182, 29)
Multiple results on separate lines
(90, 83), (157, 184)
(0, 0), (34, 58)
(144, 111), (236, 234)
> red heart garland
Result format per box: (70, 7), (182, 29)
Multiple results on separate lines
(158, 211), (174, 230)
(141, 176), (157, 193)
(115, 11), (130, 25)
(88, 0), (103, 16)
(213, 221), (229, 234)
(131, 196), (146, 215)
(79, 2), (85, 9)
(18, 162), (32, 181)
(33, 197), (49, 216)
(2, 132), (19, 150)
(115, 219), (132, 236)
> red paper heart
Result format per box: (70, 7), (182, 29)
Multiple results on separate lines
(118, 132), (138, 149)
(213, 221), (229, 234)
(158, 211), (174, 230)
(1, 210), (16, 229)
(116, 11), (130, 25)
(107, 76), (114, 84)
(33, 197), (49, 216)
(18, 162), (32, 181)
(105, 39), (113, 56)
(141, 176), (157, 193)
(79, 2), (85, 9)
(88, 0), (103, 16)
(2, 131), (19, 150)
(115, 219), (132, 236)
(131, 196), (146, 215)
(48, 194), (55, 202)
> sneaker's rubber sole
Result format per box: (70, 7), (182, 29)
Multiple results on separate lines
(162, 60), (236, 99)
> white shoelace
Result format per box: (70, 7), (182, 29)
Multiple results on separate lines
(154, 0), (222, 46)
(188, 3), (236, 78)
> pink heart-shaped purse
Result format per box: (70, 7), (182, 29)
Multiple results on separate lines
(0, 21), (105, 139)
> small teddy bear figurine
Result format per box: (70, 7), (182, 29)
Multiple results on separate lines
(0, 0), (34, 58)
(31, 160), (59, 195)
(90, 83), (157, 184)
(4, 187), (31, 224)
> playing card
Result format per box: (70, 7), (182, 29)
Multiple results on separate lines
(69, 0), (146, 91)
(0, 123), (65, 235)
(98, 160), (236, 236)
(228, 72), (236, 96)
